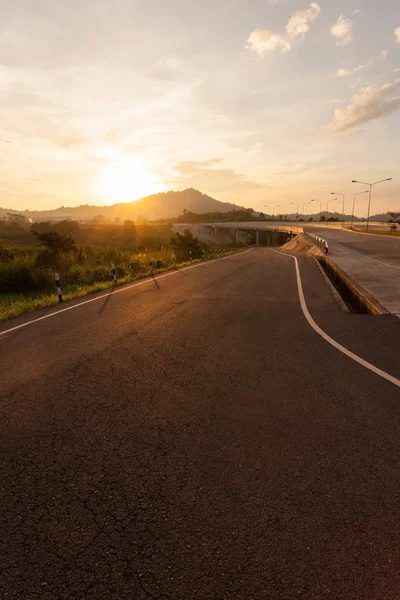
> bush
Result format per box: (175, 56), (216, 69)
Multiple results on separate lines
(0, 260), (51, 293)
(0, 245), (15, 263)
(36, 248), (58, 268)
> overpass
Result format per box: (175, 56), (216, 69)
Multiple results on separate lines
(201, 221), (302, 245)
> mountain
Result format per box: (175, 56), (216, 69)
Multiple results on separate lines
(0, 189), (246, 222)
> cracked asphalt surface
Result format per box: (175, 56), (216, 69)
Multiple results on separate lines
(1, 248), (400, 599)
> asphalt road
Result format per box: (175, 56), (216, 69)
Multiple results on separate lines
(1, 248), (400, 599)
(305, 226), (400, 269)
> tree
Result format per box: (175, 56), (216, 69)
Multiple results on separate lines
(308, 217), (314, 222)
(33, 230), (78, 257)
(170, 230), (205, 260)
(0, 243), (15, 263)
(259, 212), (265, 221)
(7, 213), (26, 224)
(387, 211), (400, 222)
(55, 220), (80, 234)
(321, 215), (326, 222)
(123, 219), (137, 246)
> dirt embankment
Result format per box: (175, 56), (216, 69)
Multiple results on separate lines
(281, 233), (323, 257)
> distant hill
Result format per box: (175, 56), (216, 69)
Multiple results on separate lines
(0, 189), (246, 222)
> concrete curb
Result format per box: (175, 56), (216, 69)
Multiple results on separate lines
(313, 258), (350, 313)
(282, 233), (390, 316)
(317, 254), (390, 316)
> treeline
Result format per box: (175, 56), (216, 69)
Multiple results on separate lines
(174, 208), (265, 223)
(0, 219), (173, 250)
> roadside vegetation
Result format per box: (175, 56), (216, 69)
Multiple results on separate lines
(354, 230), (400, 237)
(0, 221), (243, 322)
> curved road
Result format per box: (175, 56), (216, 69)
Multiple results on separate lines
(1, 249), (400, 599)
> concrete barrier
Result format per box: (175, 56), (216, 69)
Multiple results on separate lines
(304, 231), (329, 254)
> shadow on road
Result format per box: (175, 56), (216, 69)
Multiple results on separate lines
(175, 268), (188, 277)
(152, 275), (160, 289)
(98, 287), (116, 314)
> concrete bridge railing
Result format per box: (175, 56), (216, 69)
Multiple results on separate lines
(304, 231), (329, 253)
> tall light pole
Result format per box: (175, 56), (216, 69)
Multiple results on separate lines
(352, 178), (392, 230)
(264, 205), (271, 215)
(327, 197), (339, 226)
(291, 203), (299, 221)
(273, 204), (280, 219)
(351, 190), (369, 229)
(311, 199), (321, 222)
(331, 192), (345, 227)
(302, 202), (311, 220)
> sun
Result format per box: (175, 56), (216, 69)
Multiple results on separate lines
(98, 159), (161, 205)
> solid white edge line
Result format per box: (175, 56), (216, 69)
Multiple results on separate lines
(0, 249), (251, 338)
(272, 249), (400, 390)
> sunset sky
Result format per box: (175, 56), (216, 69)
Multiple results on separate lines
(1, 0), (399, 215)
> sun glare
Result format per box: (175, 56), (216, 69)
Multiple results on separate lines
(98, 160), (160, 205)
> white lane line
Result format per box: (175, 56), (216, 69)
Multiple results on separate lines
(0, 249), (251, 338)
(322, 239), (400, 271)
(272, 249), (400, 389)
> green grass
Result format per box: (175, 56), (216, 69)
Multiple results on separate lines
(0, 249), (245, 322)
(354, 229), (400, 237)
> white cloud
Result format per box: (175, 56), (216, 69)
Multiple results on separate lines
(286, 2), (321, 39)
(327, 79), (400, 132)
(246, 29), (291, 56)
(330, 15), (353, 46)
(395, 27), (400, 44)
(336, 49), (388, 77)
(246, 2), (320, 56)
(353, 9), (361, 15)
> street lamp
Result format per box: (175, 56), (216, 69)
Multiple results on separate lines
(327, 197), (340, 226)
(264, 205), (271, 215)
(302, 202), (312, 220)
(273, 205), (280, 218)
(331, 192), (345, 227)
(311, 199), (321, 222)
(291, 203), (299, 221)
(352, 178), (392, 230)
(351, 190), (369, 229)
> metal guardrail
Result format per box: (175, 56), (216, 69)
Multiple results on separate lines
(304, 231), (329, 254)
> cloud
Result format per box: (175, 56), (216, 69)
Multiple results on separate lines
(326, 79), (400, 132)
(353, 9), (361, 15)
(286, 2), (321, 39)
(336, 49), (388, 77)
(246, 2), (320, 56)
(395, 27), (400, 44)
(246, 30), (291, 56)
(170, 159), (266, 193)
(330, 15), (353, 46)
(329, 98), (342, 104)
